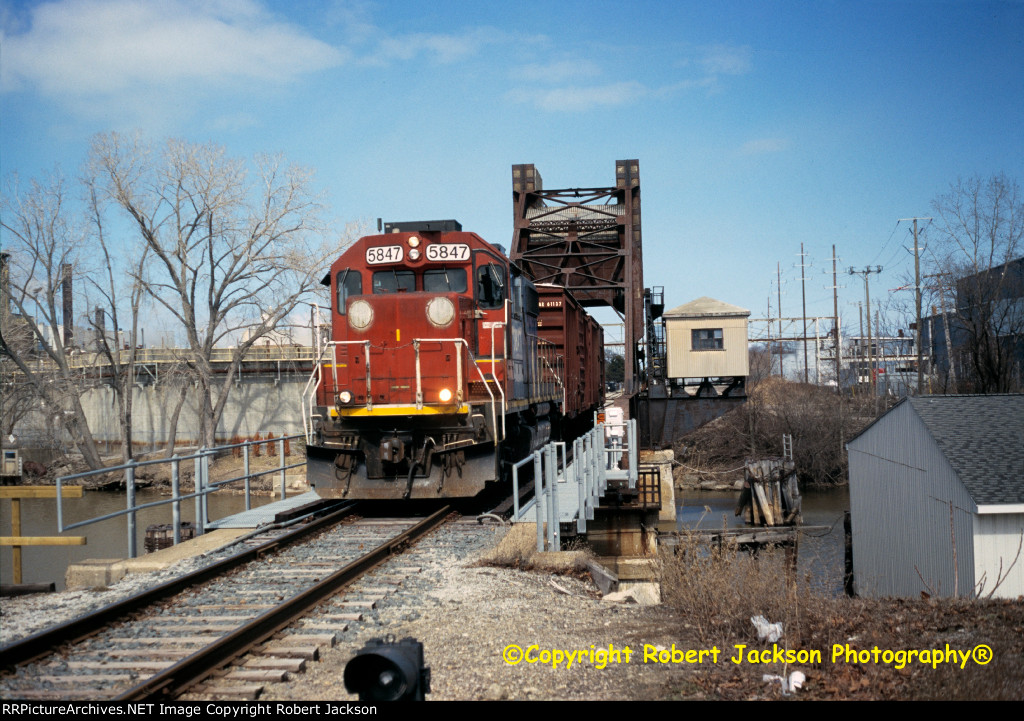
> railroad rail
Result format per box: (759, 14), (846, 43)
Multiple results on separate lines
(0, 504), (452, 700)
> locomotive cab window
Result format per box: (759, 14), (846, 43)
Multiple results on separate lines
(372, 269), (415, 294)
(424, 268), (468, 293)
(336, 270), (362, 315)
(475, 262), (505, 310)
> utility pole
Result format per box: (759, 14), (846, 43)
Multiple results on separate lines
(925, 271), (956, 389)
(799, 244), (810, 383)
(849, 266), (883, 398)
(777, 262), (784, 378)
(831, 245), (841, 391)
(857, 301), (864, 391)
(900, 217), (931, 395)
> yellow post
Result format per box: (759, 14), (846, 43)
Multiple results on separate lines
(1, 486), (86, 585)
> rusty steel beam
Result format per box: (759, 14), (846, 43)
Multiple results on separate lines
(511, 161), (644, 395)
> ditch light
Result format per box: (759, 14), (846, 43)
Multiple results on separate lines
(344, 636), (431, 701)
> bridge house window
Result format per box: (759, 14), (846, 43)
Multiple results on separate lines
(692, 328), (723, 350)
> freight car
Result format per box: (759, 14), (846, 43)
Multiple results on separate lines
(304, 221), (603, 500)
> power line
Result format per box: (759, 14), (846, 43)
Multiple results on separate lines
(870, 219), (902, 266)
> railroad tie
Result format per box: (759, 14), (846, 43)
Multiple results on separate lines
(258, 645), (320, 660)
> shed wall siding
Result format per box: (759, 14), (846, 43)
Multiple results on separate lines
(973, 513), (1024, 599)
(848, 402), (976, 597)
(665, 317), (748, 377)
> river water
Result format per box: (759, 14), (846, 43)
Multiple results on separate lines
(666, 486), (851, 596)
(1, 489), (276, 591)
(3, 485), (851, 594)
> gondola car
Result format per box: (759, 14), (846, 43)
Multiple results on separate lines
(304, 220), (603, 500)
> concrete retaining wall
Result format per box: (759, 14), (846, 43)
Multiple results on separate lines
(14, 376), (308, 448)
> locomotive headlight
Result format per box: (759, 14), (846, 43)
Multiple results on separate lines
(339, 390), (353, 405)
(349, 299), (374, 330)
(408, 236), (420, 248)
(438, 388), (453, 403)
(409, 248), (421, 260)
(425, 297), (455, 328)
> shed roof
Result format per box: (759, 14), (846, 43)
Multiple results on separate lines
(663, 296), (750, 319)
(852, 394), (1024, 506)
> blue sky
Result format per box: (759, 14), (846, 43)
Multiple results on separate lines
(3, 0), (1023, 345)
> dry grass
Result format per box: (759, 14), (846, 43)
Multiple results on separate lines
(479, 523), (593, 575)
(658, 532), (832, 650)
(657, 531), (1024, 700)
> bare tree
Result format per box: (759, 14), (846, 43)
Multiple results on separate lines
(82, 181), (151, 462)
(87, 133), (338, 448)
(929, 173), (1024, 393)
(0, 173), (105, 469)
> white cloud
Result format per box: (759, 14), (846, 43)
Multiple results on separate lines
(209, 112), (260, 132)
(513, 59), (602, 83)
(507, 82), (648, 112)
(1, 0), (345, 109)
(506, 41), (753, 112)
(698, 44), (753, 76)
(739, 138), (791, 155)
(364, 27), (506, 66)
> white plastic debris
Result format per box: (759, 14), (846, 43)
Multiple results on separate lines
(762, 671), (806, 695)
(751, 615), (783, 643)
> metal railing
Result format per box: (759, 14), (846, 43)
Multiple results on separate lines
(25, 345), (316, 373)
(55, 434), (305, 559)
(512, 419), (639, 551)
(303, 338), (509, 443)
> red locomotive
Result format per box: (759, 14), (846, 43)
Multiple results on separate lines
(305, 220), (603, 500)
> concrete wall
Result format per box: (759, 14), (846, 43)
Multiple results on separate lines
(15, 377), (308, 448)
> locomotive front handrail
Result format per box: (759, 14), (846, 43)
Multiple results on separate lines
(306, 337), (507, 442)
(467, 348), (504, 443)
(413, 338), (464, 409)
(302, 340), (372, 443)
(486, 322), (507, 439)
(412, 336), (505, 441)
(302, 340), (334, 443)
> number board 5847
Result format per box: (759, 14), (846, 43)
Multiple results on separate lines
(425, 244), (469, 262)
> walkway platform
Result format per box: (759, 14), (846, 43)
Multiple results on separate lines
(65, 491), (323, 589)
(206, 491), (322, 529)
(529, 461), (627, 526)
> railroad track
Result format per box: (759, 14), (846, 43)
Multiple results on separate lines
(0, 505), (452, 701)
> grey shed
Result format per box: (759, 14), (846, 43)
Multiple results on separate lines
(846, 394), (1024, 598)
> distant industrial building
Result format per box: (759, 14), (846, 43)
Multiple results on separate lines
(840, 334), (919, 396)
(847, 394), (1024, 599)
(922, 256), (1024, 393)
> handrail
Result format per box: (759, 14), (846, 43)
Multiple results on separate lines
(413, 338), (465, 408)
(302, 340), (371, 443)
(56, 434), (304, 558)
(305, 336), (509, 443)
(515, 420), (639, 551)
(301, 341), (334, 443)
(26, 346), (317, 373)
(486, 321), (507, 439)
